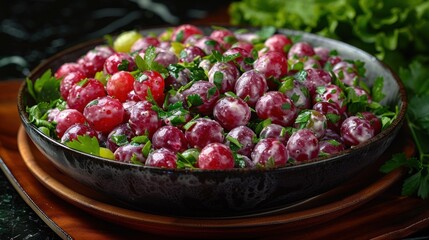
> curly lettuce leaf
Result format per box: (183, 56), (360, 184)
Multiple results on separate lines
(229, 0), (429, 69)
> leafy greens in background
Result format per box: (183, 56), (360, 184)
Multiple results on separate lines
(230, 0), (429, 70)
(229, 0), (429, 199)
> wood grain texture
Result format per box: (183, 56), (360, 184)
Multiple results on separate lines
(1, 80), (429, 239)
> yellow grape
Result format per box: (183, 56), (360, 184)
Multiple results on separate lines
(113, 30), (142, 53)
(100, 147), (115, 160)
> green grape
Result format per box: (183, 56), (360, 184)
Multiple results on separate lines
(113, 30), (142, 53)
(100, 147), (115, 160)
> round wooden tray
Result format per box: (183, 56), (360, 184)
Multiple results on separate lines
(17, 126), (414, 238)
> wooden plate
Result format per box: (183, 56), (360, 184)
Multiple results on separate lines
(17, 126), (415, 238)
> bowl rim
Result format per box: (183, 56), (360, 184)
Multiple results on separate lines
(17, 26), (408, 174)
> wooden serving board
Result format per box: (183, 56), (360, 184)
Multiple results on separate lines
(1, 80), (429, 239)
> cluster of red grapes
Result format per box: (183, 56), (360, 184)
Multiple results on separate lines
(48, 24), (384, 170)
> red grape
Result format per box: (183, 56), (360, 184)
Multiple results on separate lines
(67, 78), (106, 112)
(223, 47), (253, 72)
(146, 148), (177, 168)
(198, 143), (234, 170)
(251, 138), (288, 168)
(288, 42), (315, 59)
(78, 45), (114, 77)
(208, 62), (240, 94)
(133, 70), (165, 105)
(103, 52), (136, 74)
(294, 110), (327, 139)
(179, 46), (206, 63)
(253, 51), (288, 89)
(152, 125), (188, 153)
(83, 96), (125, 133)
(128, 100), (161, 137)
(194, 36), (223, 55)
(332, 61), (360, 86)
(360, 111), (381, 135)
(234, 69), (268, 107)
(55, 62), (85, 78)
(114, 143), (146, 164)
(60, 71), (86, 100)
(185, 118), (224, 149)
(54, 109), (86, 138)
(182, 80), (219, 116)
(264, 34), (292, 53)
(106, 123), (135, 152)
(225, 126), (256, 157)
(287, 129), (319, 162)
(107, 71), (135, 102)
(213, 96), (251, 131)
(130, 36), (160, 53)
(259, 123), (292, 145)
(210, 28), (236, 50)
(340, 116), (375, 147)
(171, 24), (203, 43)
(298, 68), (332, 95)
(61, 123), (98, 143)
(255, 91), (297, 127)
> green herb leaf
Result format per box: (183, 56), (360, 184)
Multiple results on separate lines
(371, 76), (385, 102)
(294, 70), (308, 83)
(142, 140), (152, 158)
(233, 154), (248, 168)
(380, 153), (411, 173)
(400, 60), (429, 96)
(407, 95), (429, 132)
(26, 100), (62, 138)
(131, 135), (149, 144)
(326, 113), (341, 124)
(176, 149), (199, 169)
(130, 154), (145, 165)
(175, 30), (184, 42)
(416, 171), (429, 199)
(278, 76), (294, 93)
(226, 135), (243, 152)
(111, 135), (129, 146)
(254, 118), (272, 135)
(65, 135), (100, 156)
(187, 94), (204, 107)
(207, 86), (218, 99)
(295, 110), (311, 129)
(281, 103), (291, 110)
(135, 46), (169, 78)
(402, 170), (423, 197)
(183, 115), (199, 131)
(118, 59), (130, 71)
(104, 34), (114, 47)
(265, 156), (276, 168)
(256, 26), (276, 40)
(26, 69), (61, 103)
(213, 71), (224, 89)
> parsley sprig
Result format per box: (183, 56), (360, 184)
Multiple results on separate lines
(380, 60), (429, 199)
(135, 45), (169, 78)
(25, 70), (65, 137)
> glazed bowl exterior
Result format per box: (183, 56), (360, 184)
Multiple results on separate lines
(17, 27), (407, 217)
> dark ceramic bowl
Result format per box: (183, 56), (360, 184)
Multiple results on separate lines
(17, 27), (407, 218)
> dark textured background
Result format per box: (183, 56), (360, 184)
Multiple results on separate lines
(0, 0), (232, 80)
